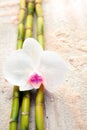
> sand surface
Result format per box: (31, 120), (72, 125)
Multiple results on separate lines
(0, 0), (87, 130)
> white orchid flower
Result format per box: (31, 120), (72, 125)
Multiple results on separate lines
(3, 38), (68, 93)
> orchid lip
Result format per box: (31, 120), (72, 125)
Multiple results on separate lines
(28, 73), (43, 88)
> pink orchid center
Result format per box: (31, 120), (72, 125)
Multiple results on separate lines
(28, 73), (43, 88)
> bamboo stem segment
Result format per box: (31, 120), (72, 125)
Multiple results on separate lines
(9, 86), (20, 130)
(20, 91), (30, 130)
(25, 14), (33, 38)
(37, 16), (44, 49)
(35, 0), (44, 49)
(35, 85), (44, 130)
(16, 0), (26, 49)
(35, 0), (45, 130)
(25, 0), (35, 38)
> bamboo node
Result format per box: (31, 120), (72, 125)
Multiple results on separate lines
(9, 118), (18, 123)
(38, 15), (44, 18)
(35, 2), (41, 5)
(25, 27), (32, 30)
(36, 102), (43, 106)
(23, 94), (30, 98)
(13, 95), (19, 99)
(20, 7), (26, 11)
(37, 33), (43, 36)
(17, 37), (23, 41)
(27, 0), (34, 4)
(21, 112), (29, 115)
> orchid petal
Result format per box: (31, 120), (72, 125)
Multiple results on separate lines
(20, 83), (33, 91)
(23, 38), (43, 68)
(3, 50), (33, 87)
(39, 51), (68, 93)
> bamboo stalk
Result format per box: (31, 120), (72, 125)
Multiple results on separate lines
(20, 0), (35, 130)
(35, 0), (44, 48)
(9, 86), (20, 130)
(35, 85), (44, 130)
(25, 14), (33, 38)
(25, 0), (34, 38)
(35, 0), (45, 130)
(9, 1), (26, 130)
(20, 91), (30, 130)
(16, 0), (26, 49)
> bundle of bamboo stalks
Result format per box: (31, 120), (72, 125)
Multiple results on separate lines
(9, 0), (44, 130)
